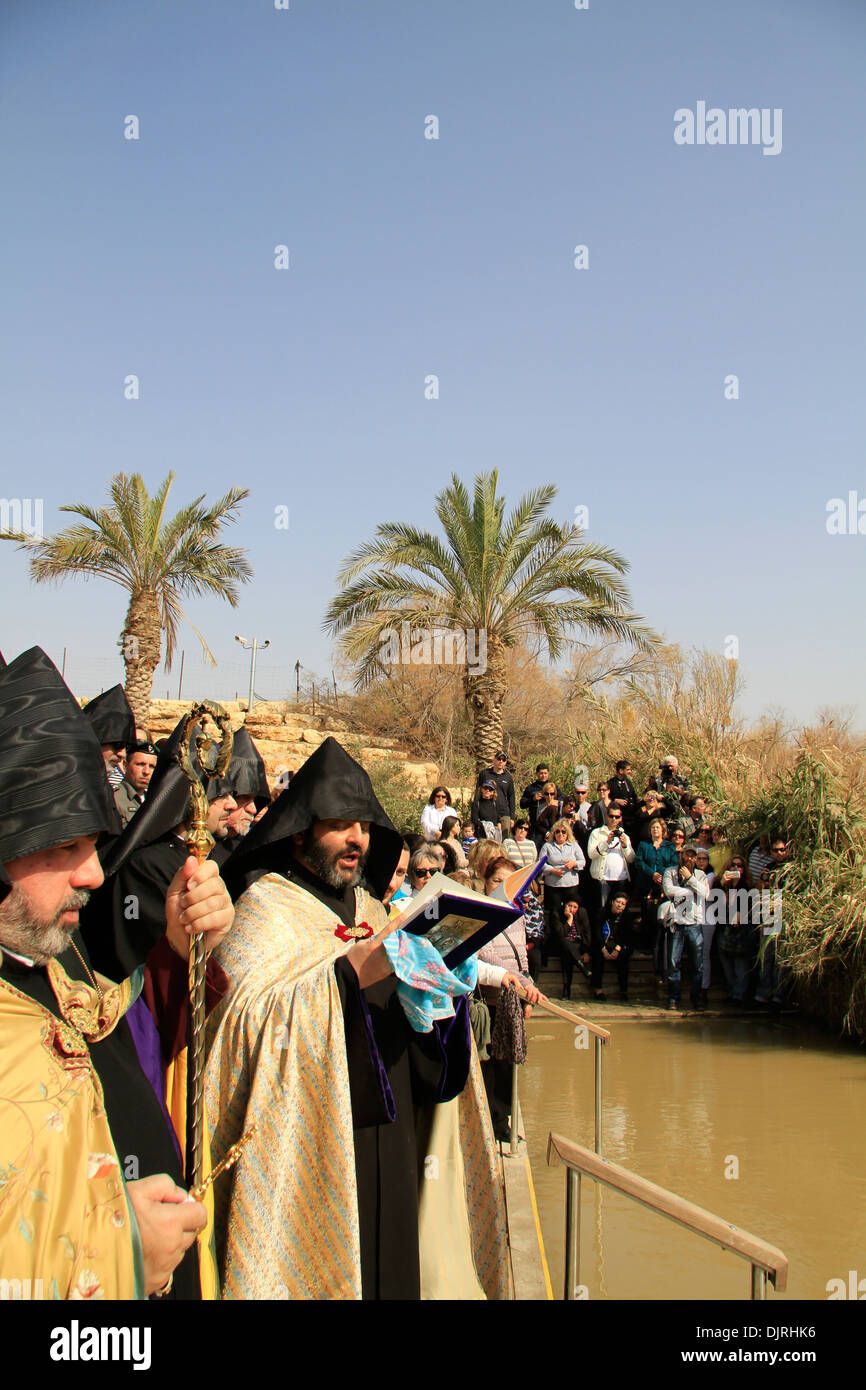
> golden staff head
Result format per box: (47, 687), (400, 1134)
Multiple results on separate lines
(176, 700), (235, 861)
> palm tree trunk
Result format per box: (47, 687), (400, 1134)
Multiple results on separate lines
(122, 590), (162, 730)
(464, 638), (507, 774)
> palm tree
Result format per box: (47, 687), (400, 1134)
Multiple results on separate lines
(0, 472), (252, 726)
(325, 470), (657, 770)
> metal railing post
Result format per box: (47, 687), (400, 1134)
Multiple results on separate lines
(594, 1034), (603, 1156)
(564, 1169), (581, 1300)
(547, 1132), (789, 1299)
(510, 1064), (520, 1156)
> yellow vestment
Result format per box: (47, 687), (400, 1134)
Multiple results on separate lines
(205, 873), (512, 1300)
(0, 959), (142, 1300)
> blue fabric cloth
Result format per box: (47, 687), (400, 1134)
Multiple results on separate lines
(381, 929), (478, 1033)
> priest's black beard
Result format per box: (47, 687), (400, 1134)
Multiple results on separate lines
(0, 886), (91, 966)
(300, 828), (368, 891)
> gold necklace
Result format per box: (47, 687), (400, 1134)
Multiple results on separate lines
(68, 938), (105, 1014)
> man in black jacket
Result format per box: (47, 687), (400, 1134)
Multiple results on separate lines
(475, 751), (515, 838)
(608, 760), (640, 838)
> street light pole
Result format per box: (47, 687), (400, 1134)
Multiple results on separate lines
(235, 635), (271, 713)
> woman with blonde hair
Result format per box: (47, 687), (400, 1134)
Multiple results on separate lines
(542, 818), (586, 943)
(467, 837), (506, 883)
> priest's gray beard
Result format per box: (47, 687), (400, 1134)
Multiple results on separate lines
(0, 886), (91, 965)
(301, 829), (369, 890)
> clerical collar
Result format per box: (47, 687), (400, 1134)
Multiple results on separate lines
(0, 944), (35, 968)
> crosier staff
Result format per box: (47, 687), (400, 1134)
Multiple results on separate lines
(177, 701), (234, 1191)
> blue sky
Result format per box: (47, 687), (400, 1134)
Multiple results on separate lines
(1, 0), (863, 722)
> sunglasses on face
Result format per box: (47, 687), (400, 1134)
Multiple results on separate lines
(414, 867), (434, 878)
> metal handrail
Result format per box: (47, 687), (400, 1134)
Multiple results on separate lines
(547, 1132), (789, 1300)
(508, 992), (611, 1158)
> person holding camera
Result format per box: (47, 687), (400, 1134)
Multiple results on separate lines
(662, 843), (709, 1010)
(654, 755), (690, 820)
(588, 808), (636, 920)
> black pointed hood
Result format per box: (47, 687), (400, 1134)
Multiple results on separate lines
(225, 727), (269, 806)
(0, 647), (116, 868)
(99, 713), (204, 878)
(83, 684), (136, 746)
(221, 737), (401, 901)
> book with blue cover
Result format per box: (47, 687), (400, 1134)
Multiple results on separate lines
(389, 854), (547, 968)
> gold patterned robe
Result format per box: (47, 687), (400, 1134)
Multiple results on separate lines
(205, 874), (512, 1300)
(0, 960), (142, 1300)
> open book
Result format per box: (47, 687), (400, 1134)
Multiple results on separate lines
(387, 854), (547, 968)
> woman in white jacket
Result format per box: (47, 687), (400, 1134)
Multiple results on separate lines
(420, 785), (453, 841)
(587, 807), (636, 914)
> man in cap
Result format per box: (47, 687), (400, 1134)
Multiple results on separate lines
(207, 737), (510, 1301)
(82, 683), (137, 789)
(470, 780), (505, 842)
(114, 739), (159, 827)
(474, 751), (515, 838)
(0, 648), (233, 1299)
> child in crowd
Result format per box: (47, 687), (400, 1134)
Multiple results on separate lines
(462, 822), (478, 850)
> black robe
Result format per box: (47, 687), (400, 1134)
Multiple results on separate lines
(82, 832), (188, 981)
(288, 860), (470, 1301)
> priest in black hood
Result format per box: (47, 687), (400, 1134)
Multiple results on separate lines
(209, 726), (270, 864)
(0, 648), (234, 1299)
(207, 737), (511, 1301)
(82, 717), (237, 983)
(83, 683), (137, 787)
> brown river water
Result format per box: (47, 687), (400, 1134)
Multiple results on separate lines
(519, 1013), (866, 1301)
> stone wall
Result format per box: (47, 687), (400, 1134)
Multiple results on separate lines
(146, 700), (441, 793)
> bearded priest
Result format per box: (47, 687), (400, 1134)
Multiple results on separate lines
(208, 737), (511, 1301)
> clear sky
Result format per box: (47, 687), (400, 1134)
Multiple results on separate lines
(1, 0), (863, 722)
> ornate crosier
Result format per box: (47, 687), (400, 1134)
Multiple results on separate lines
(177, 701), (233, 1192)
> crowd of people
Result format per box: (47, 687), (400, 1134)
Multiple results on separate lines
(409, 753), (792, 1013)
(0, 656), (794, 1304)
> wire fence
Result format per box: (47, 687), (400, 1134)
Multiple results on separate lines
(55, 650), (336, 706)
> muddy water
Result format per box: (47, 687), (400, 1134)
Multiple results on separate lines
(519, 1014), (866, 1301)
